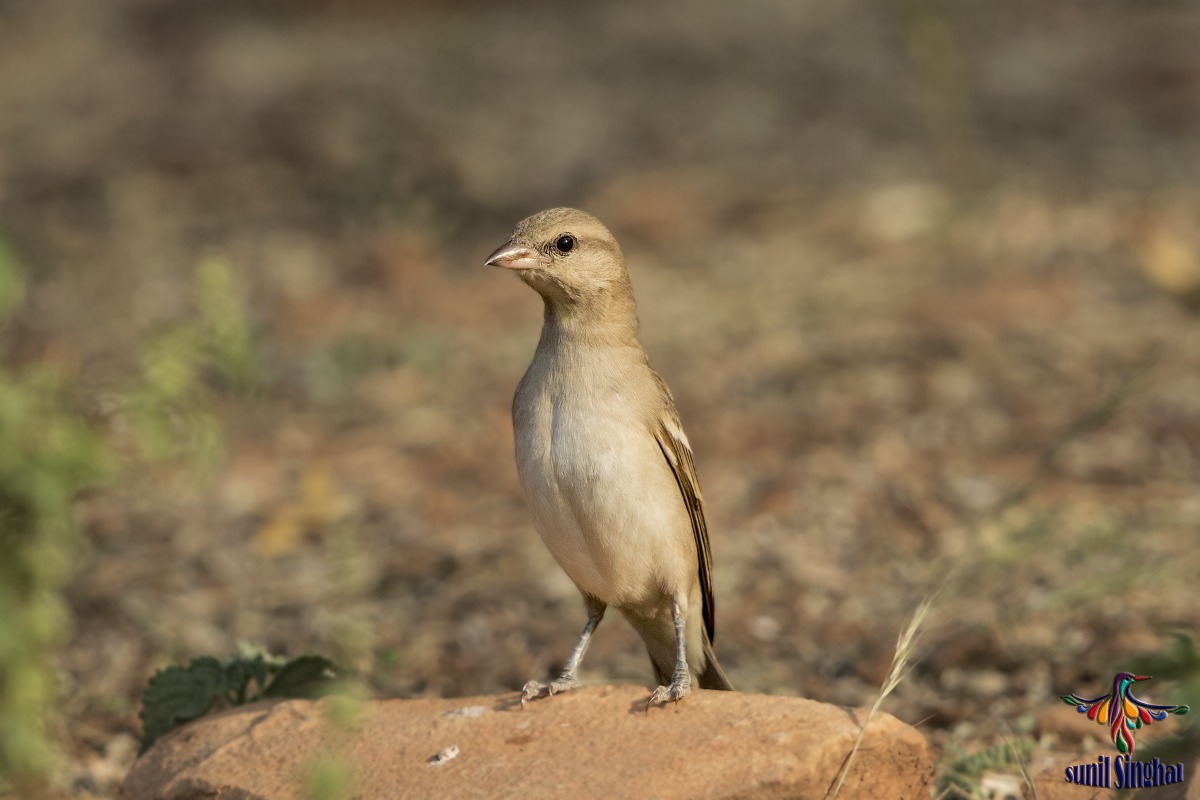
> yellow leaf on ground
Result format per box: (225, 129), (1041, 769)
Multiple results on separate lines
(254, 506), (303, 557)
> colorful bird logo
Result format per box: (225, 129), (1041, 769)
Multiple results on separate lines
(1061, 672), (1190, 755)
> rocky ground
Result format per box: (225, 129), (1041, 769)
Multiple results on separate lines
(1, 0), (1198, 795)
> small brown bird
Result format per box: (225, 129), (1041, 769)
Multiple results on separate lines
(486, 207), (733, 706)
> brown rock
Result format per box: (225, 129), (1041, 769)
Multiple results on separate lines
(119, 686), (934, 800)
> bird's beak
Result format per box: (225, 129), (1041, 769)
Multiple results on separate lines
(1133, 675), (1151, 682)
(485, 241), (539, 270)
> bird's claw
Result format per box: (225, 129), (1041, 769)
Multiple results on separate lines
(646, 670), (691, 710)
(520, 675), (581, 708)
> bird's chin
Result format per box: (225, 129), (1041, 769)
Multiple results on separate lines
(517, 268), (548, 291)
(517, 270), (572, 305)
(513, 272), (554, 303)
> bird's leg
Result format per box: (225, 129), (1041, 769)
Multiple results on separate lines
(647, 596), (692, 708)
(521, 596), (606, 706)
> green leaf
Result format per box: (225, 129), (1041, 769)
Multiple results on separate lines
(138, 656), (230, 754)
(245, 655), (273, 697)
(136, 651), (345, 756)
(224, 654), (271, 704)
(262, 655), (340, 699)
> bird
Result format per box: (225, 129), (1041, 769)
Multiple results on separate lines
(485, 207), (733, 707)
(1061, 672), (1190, 755)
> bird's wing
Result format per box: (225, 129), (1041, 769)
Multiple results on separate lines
(1061, 692), (1112, 712)
(1126, 691), (1191, 715)
(650, 370), (715, 644)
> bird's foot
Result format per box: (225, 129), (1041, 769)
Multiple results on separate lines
(520, 674), (581, 707)
(646, 669), (691, 710)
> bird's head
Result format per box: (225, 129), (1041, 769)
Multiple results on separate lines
(1115, 672), (1151, 691)
(485, 208), (633, 314)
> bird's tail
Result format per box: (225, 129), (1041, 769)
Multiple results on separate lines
(645, 629), (734, 691)
(626, 607), (734, 691)
(698, 633), (734, 690)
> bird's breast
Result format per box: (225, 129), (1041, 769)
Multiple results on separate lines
(512, 349), (690, 607)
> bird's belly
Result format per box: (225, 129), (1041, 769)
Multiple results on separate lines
(516, 397), (686, 609)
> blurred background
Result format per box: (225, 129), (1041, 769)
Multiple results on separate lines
(2, 0), (1199, 795)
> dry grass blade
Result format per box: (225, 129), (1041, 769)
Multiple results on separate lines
(827, 593), (938, 799)
(1005, 727), (1038, 800)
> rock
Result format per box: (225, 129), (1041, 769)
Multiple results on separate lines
(119, 686), (933, 799)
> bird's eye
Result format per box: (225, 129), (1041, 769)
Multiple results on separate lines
(554, 235), (576, 254)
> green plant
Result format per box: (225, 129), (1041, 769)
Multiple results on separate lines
(121, 257), (259, 469)
(0, 246), (111, 793)
(0, 244), (259, 791)
(139, 649), (342, 754)
(936, 738), (1037, 799)
(303, 755), (354, 800)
